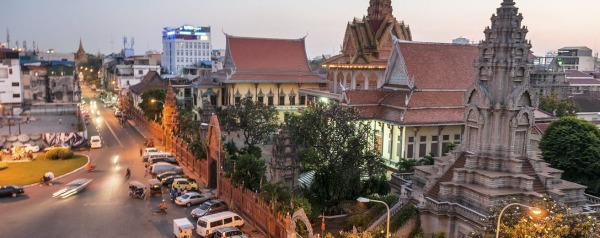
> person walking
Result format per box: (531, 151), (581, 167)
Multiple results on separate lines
(139, 147), (143, 156)
(125, 167), (131, 180)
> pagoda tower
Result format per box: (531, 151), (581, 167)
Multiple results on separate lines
(162, 80), (179, 151)
(75, 38), (88, 68)
(410, 0), (587, 235)
(269, 123), (299, 189)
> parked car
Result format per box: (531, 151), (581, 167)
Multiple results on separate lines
(196, 212), (244, 237)
(0, 185), (24, 198)
(52, 178), (93, 198)
(142, 147), (159, 161)
(161, 174), (189, 186)
(151, 162), (183, 175)
(148, 157), (173, 165)
(212, 227), (249, 238)
(171, 178), (198, 191)
(175, 191), (214, 207)
(156, 171), (178, 181)
(191, 199), (228, 218)
(24, 144), (40, 153)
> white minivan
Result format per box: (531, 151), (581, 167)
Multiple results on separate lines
(90, 136), (102, 148)
(148, 152), (176, 164)
(142, 147), (159, 161)
(196, 211), (244, 238)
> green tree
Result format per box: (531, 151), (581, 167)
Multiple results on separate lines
(471, 196), (600, 237)
(138, 89), (166, 122)
(539, 117), (600, 195)
(539, 94), (579, 117)
(231, 153), (266, 191)
(288, 102), (386, 206)
(217, 98), (279, 147)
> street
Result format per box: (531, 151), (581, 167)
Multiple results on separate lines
(0, 85), (198, 237)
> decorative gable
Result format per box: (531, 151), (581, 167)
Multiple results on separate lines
(382, 36), (409, 87)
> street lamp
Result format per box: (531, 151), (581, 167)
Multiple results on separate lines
(151, 99), (164, 105)
(357, 197), (390, 237)
(201, 122), (221, 198)
(496, 203), (542, 238)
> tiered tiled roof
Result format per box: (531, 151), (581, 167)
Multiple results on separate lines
(129, 71), (168, 95)
(212, 35), (325, 83)
(572, 91), (600, 112)
(343, 42), (479, 126)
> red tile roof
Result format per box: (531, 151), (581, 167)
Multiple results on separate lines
(569, 78), (600, 85)
(129, 71), (168, 95)
(402, 108), (464, 125)
(565, 70), (594, 79)
(218, 35), (325, 83)
(407, 91), (464, 108)
(397, 42), (479, 90)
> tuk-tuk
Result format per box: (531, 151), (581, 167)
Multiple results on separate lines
(128, 180), (147, 199)
(149, 178), (162, 196)
(173, 218), (193, 238)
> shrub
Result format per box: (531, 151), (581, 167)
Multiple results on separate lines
(390, 205), (418, 232)
(346, 213), (372, 230)
(45, 148), (74, 160)
(0, 162), (8, 170)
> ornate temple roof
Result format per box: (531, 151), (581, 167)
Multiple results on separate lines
(129, 71), (167, 95)
(323, 0), (411, 67)
(212, 35), (325, 83)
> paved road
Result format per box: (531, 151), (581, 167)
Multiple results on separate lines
(0, 86), (200, 237)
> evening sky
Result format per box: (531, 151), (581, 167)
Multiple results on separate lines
(1, 0), (598, 58)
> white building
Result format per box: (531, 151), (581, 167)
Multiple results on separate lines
(0, 49), (23, 113)
(556, 46), (597, 71)
(161, 25), (212, 75)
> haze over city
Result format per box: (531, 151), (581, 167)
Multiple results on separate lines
(1, 0), (600, 58)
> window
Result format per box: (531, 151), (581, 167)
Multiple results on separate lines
(268, 96), (274, 106)
(9, 68), (12, 74)
(396, 134), (403, 156)
(289, 95), (295, 105)
(210, 220), (223, 227)
(258, 96), (264, 104)
(234, 96), (241, 105)
(224, 218), (232, 224)
(454, 134), (461, 145)
(300, 95), (306, 105)
(13, 93), (20, 98)
(138, 70), (143, 75)
(418, 136), (427, 157)
(12, 82), (19, 87)
(234, 216), (242, 221)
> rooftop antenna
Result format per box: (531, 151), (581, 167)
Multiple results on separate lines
(130, 37), (135, 49)
(123, 36), (127, 50)
(6, 28), (10, 48)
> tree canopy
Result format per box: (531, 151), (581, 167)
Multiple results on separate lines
(217, 98), (279, 147)
(287, 102), (386, 206)
(472, 196), (599, 237)
(138, 89), (166, 122)
(539, 117), (600, 195)
(539, 94), (579, 117)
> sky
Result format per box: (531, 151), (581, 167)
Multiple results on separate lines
(1, 0), (599, 59)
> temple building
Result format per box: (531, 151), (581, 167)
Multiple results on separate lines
(409, 1), (588, 236)
(211, 35), (327, 118)
(301, 0), (412, 101)
(74, 39), (88, 69)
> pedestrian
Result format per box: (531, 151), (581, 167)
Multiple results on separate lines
(139, 147), (143, 156)
(59, 118), (62, 125)
(125, 167), (131, 180)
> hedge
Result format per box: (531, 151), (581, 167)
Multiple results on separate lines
(45, 148), (74, 160)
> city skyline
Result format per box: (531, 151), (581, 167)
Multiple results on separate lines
(1, 0), (599, 58)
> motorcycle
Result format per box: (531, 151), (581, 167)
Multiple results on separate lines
(113, 155), (119, 165)
(85, 163), (96, 172)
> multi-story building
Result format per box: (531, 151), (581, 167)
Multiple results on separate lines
(161, 25), (211, 75)
(452, 36), (470, 45)
(0, 49), (23, 114)
(109, 54), (161, 90)
(555, 46), (597, 71)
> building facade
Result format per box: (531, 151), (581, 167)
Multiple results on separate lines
(556, 46), (597, 71)
(161, 25), (212, 75)
(211, 35), (327, 118)
(0, 49), (23, 113)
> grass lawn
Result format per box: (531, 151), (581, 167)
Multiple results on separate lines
(0, 154), (88, 186)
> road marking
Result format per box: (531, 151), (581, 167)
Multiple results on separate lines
(104, 119), (124, 148)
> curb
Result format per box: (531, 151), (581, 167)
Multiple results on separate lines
(23, 154), (91, 188)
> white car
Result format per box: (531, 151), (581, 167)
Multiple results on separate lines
(24, 144), (40, 153)
(90, 136), (102, 148)
(175, 192), (214, 207)
(52, 178), (93, 198)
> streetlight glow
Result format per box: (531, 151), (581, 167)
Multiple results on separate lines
(496, 203), (543, 238)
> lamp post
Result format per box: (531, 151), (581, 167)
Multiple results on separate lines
(357, 197), (390, 237)
(496, 203), (542, 238)
(201, 122), (221, 198)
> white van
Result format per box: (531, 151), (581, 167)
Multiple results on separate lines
(148, 152), (176, 163)
(142, 147), (159, 161)
(90, 136), (102, 148)
(151, 162), (183, 175)
(196, 211), (244, 238)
